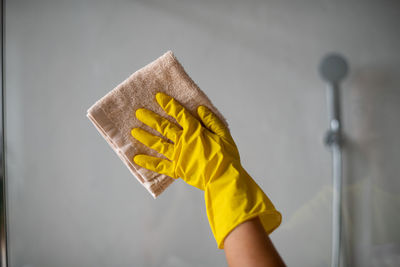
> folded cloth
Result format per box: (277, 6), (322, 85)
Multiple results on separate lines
(87, 51), (229, 198)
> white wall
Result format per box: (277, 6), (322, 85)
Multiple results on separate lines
(5, 0), (400, 266)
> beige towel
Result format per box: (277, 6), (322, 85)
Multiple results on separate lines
(87, 51), (229, 198)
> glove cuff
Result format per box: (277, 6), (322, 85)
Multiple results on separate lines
(204, 166), (282, 249)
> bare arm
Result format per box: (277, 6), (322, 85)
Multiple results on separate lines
(224, 217), (286, 267)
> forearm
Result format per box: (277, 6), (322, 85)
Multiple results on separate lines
(130, 93), (284, 265)
(223, 217), (286, 267)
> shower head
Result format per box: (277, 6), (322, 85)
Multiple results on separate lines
(319, 53), (349, 145)
(319, 54), (349, 84)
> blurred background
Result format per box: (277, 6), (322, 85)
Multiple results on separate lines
(4, 0), (400, 266)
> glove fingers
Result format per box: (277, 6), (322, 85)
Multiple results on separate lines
(133, 154), (175, 178)
(197, 105), (233, 141)
(135, 108), (181, 143)
(155, 92), (198, 129)
(131, 128), (174, 160)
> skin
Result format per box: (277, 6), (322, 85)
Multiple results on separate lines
(224, 217), (286, 267)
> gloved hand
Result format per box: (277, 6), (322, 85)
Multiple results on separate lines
(131, 92), (281, 248)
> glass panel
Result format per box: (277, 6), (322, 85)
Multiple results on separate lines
(5, 0), (400, 266)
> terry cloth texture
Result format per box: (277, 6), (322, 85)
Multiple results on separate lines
(87, 51), (229, 198)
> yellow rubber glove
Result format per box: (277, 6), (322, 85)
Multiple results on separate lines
(131, 92), (281, 248)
